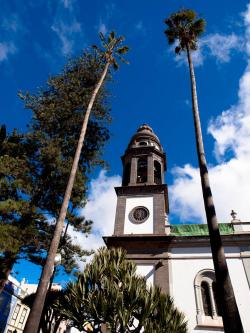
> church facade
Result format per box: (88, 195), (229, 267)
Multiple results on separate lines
(104, 124), (250, 333)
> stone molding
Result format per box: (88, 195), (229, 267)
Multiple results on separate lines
(104, 233), (250, 249)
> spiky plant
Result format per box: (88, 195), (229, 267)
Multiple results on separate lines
(59, 247), (187, 333)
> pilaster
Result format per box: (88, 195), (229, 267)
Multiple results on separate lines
(130, 157), (137, 185)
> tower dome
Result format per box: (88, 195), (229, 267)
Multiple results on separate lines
(122, 124), (166, 187)
(128, 124), (163, 152)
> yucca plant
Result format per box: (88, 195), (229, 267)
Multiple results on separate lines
(59, 247), (187, 333)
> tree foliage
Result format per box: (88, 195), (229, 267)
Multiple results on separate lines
(164, 9), (205, 54)
(0, 48), (112, 280)
(58, 248), (187, 333)
(95, 31), (129, 71)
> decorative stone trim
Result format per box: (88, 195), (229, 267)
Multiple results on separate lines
(194, 269), (223, 328)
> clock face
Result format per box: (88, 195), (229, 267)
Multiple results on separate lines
(129, 206), (150, 224)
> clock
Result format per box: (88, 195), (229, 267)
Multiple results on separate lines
(129, 206), (150, 224)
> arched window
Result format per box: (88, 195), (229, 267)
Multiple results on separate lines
(201, 281), (212, 316)
(138, 141), (148, 146)
(137, 157), (147, 183)
(194, 269), (223, 327)
(122, 162), (131, 186)
(154, 160), (161, 184)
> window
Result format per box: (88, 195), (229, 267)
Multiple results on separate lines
(201, 281), (212, 316)
(122, 162), (131, 186)
(194, 269), (223, 327)
(154, 160), (161, 184)
(137, 157), (147, 183)
(12, 303), (21, 321)
(19, 307), (28, 325)
(138, 141), (148, 146)
(10, 303), (21, 326)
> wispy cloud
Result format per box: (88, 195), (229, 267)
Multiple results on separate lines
(205, 33), (242, 63)
(2, 15), (20, 32)
(174, 33), (242, 67)
(61, 0), (74, 10)
(105, 3), (116, 20)
(98, 21), (108, 35)
(96, 3), (118, 37)
(51, 20), (81, 56)
(0, 13), (23, 63)
(0, 41), (17, 62)
(170, 4), (250, 223)
(135, 20), (146, 34)
(51, 0), (83, 56)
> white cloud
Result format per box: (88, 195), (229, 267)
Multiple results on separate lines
(98, 21), (108, 36)
(170, 4), (250, 224)
(174, 33), (242, 67)
(51, 20), (81, 55)
(51, 0), (82, 56)
(0, 42), (16, 62)
(135, 20), (146, 35)
(0, 14), (22, 63)
(205, 33), (242, 63)
(2, 16), (20, 32)
(67, 170), (121, 267)
(61, 0), (74, 10)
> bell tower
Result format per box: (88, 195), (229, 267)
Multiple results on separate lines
(114, 124), (169, 236)
(105, 124), (170, 293)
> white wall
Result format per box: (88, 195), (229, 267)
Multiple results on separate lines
(170, 246), (250, 333)
(124, 196), (153, 234)
(227, 258), (250, 331)
(136, 264), (154, 287)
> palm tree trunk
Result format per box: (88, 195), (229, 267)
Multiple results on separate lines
(24, 61), (110, 333)
(186, 44), (243, 333)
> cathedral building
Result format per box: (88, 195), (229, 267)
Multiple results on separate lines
(104, 124), (250, 333)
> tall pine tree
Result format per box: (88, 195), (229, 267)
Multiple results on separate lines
(0, 48), (111, 291)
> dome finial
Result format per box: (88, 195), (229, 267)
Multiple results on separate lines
(137, 124), (153, 133)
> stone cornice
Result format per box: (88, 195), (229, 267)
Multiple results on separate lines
(115, 184), (168, 195)
(104, 233), (250, 249)
(115, 184), (169, 213)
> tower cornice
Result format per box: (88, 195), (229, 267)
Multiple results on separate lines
(115, 184), (169, 214)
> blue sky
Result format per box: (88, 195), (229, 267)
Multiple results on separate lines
(2, 0), (250, 283)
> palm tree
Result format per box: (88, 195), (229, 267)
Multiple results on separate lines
(24, 32), (129, 333)
(164, 9), (243, 333)
(59, 247), (187, 333)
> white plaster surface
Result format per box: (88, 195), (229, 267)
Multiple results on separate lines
(136, 264), (154, 287)
(239, 222), (250, 232)
(124, 196), (153, 234)
(171, 246), (241, 257)
(227, 258), (250, 331)
(170, 247), (250, 333)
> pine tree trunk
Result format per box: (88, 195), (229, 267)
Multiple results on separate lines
(24, 61), (110, 333)
(186, 45), (243, 333)
(0, 253), (15, 294)
(0, 267), (11, 294)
